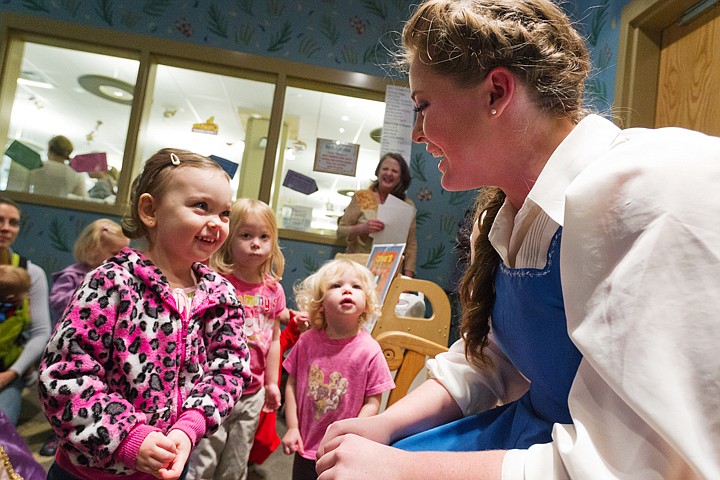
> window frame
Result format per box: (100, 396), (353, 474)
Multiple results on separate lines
(0, 13), (401, 245)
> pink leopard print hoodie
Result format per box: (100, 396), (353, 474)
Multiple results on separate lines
(39, 248), (250, 480)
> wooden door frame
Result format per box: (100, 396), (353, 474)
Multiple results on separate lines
(614, 0), (699, 128)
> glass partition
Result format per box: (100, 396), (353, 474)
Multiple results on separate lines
(1, 41), (139, 204)
(272, 85), (386, 236)
(137, 64), (276, 200)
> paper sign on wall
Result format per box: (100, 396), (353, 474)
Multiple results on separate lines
(313, 138), (359, 177)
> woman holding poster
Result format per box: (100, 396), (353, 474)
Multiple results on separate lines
(337, 153), (417, 277)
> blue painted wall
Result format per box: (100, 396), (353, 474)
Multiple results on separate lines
(2, 0), (628, 304)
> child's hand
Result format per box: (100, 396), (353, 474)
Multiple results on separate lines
(157, 430), (192, 480)
(293, 310), (310, 332)
(263, 383), (282, 413)
(136, 431), (176, 477)
(281, 427), (304, 456)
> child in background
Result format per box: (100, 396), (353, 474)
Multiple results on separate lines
(247, 308), (308, 469)
(49, 219), (129, 325)
(0, 265), (32, 372)
(38, 148), (251, 480)
(188, 198), (302, 480)
(281, 258), (394, 480)
(39, 218), (130, 457)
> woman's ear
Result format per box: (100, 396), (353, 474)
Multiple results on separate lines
(137, 193), (157, 228)
(485, 67), (516, 116)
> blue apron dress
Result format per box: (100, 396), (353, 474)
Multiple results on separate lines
(394, 228), (582, 451)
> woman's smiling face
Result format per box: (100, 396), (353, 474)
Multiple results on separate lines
(409, 59), (492, 192)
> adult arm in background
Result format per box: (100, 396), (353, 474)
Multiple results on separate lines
(3, 262), (51, 382)
(336, 192), (384, 250)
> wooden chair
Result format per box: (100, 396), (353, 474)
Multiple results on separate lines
(371, 275), (451, 347)
(376, 331), (448, 408)
(372, 276), (452, 407)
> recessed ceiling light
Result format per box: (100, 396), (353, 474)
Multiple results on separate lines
(78, 74), (135, 105)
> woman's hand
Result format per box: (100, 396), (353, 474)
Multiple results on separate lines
(0, 370), (19, 391)
(365, 219), (385, 234)
(316, 434), (406, 480)
(317, 415), (391, 457)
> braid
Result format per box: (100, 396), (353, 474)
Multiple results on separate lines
(459, 187), (505, 368)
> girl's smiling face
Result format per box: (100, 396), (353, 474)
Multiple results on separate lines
(143, 166), (231, 267)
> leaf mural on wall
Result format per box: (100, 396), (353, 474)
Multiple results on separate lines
(21, 0), (49, 13)
(208, 4), (229, 38)
(320, 15), (339, 45)
(121, 12), (140, 29)
(49, 219), (70, 252)
(267, 0), (285, 17)
(143, 0), (172, 17)
(299, 36), (321, 58)
(410, 153), (427, 182)
(361, 0), (387, 20)
(268, 22), (292, 52)
(363, 43), (382, 65)
(340, 45), (358, 64)
(415, 209), (430, 227)
(235, 25), (255, 45)
(95, 0), (114, 26)
(586, 0), (610, 48)
(237, 0), (253, 15)
(60, 0), (81, 17)
(420, 243), (446, 270)
(303, 255), (319, 275)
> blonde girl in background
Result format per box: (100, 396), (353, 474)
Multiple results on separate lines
(48, 219), (130, 325)
(39, 148), (251, 480)
(188, 198), (302, 480)
(281, 258), (394, 480)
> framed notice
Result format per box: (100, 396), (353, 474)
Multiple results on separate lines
(313, 138), (359, 177)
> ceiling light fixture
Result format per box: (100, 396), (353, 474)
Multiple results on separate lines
(78, 74), (134, 105)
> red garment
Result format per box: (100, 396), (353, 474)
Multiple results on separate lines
(248, 310), (302, 464)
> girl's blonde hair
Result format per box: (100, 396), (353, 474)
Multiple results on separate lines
(294, 258), (380, 331)
(121, 148), (228, 240)
(211, 198), (284, 280)
(73, 219), (128, 268)
(398, 0), (591, 122)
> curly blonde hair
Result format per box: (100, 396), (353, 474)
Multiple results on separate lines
(398, 0), (590, 122)
(211, 198), (284, 281)
(294, 259), (380, 331)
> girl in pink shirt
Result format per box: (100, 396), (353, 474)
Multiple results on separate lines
(188, 199), (304, 480)
(281, 259), (394, 480)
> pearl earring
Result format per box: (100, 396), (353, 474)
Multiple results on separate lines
(490, 108), (497, 115)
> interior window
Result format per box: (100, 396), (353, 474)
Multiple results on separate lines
(272, 86), (385, 236)
(137, 64), (276, 200)
(0, 41), (139, 204)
